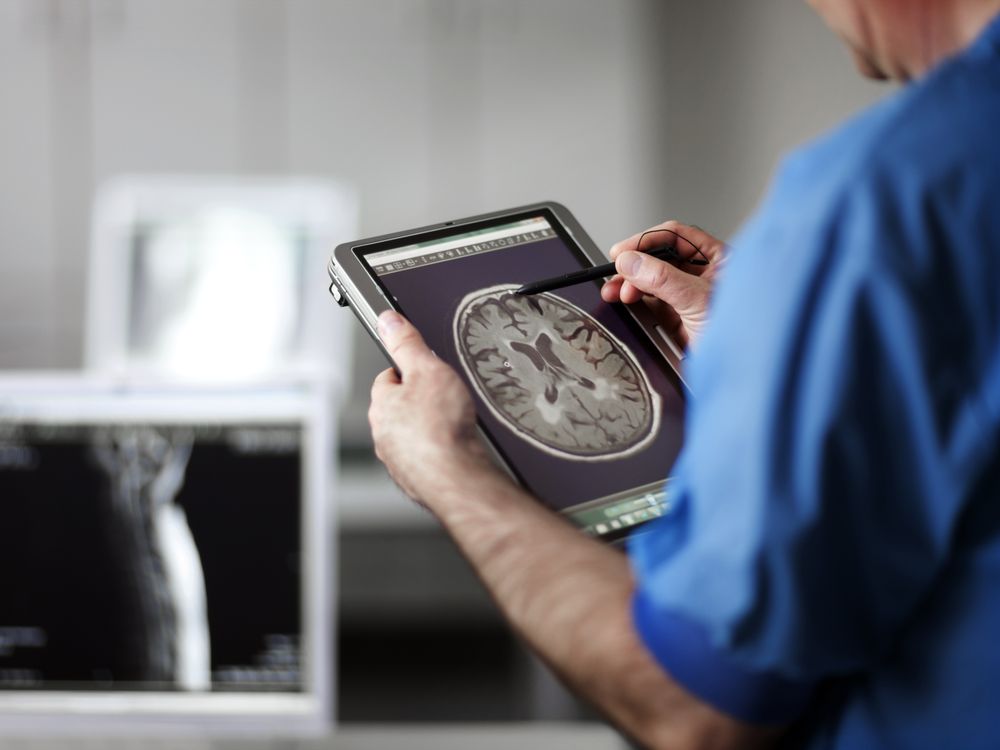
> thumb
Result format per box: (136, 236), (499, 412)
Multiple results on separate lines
(616, 251), (694, 307)
(377, 311), (433, 374)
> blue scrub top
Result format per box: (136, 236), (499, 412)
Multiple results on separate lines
(629, 14), (1000, 748)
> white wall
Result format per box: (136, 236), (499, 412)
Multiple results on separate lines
(0, 0), (887, 444)
(635, 0), (886, 237)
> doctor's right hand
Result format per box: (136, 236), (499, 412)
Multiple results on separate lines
(601, 220), (727, 351)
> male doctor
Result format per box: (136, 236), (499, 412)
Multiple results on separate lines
(369, 1), (1000, 746)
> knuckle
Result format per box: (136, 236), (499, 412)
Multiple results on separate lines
(426, 353), (451, 374)
(387, 327), (420, 354)
(388, 334), (413, 358)
(401, 339), (432, 366)
(407, 354), (434, 378)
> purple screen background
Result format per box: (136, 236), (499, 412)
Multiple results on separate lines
(372, 234), (685, 512)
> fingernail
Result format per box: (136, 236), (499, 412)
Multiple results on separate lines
(378, 310), (404, 336)
(618, 251), (641, 277)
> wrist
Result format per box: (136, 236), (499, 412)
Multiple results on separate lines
(423, 445), (522, 519)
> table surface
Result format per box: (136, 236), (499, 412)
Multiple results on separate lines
(0, 723), (628, 750)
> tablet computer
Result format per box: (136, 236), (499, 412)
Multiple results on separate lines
(328, 201), (687, 542)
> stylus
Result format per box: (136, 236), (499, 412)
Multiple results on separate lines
(515, 245), (708, 296)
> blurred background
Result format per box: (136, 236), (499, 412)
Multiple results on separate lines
(0, 0), (884, 745)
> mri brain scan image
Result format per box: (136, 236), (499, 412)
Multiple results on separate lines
(454, 285), (660, 460)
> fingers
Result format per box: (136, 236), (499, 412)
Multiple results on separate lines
(601, 274), (646, 305)
(618, 279), (646, 305)
(371, 366), (400, 397)
(369, 367), (398, 425)
(609, 219), (724, 263)
(600, 275), (625, 303)
(615, 250), (695, 307)
(377, 311), (434, 375)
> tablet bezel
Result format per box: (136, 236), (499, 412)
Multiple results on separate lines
(329, 201), (688, 542)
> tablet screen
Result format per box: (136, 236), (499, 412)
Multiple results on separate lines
(360, 212), (685, 540)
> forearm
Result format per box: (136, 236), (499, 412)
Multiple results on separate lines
(431, 461), (774, 749)
(368, 312), (777, 747)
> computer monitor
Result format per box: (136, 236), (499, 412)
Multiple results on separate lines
(85, 176), (357, 386)
(0, 375), (333, 734)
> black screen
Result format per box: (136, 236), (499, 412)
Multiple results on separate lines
(0, 423), (302, 692)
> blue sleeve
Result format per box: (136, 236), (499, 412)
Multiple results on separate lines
(628, 152), (982, 724)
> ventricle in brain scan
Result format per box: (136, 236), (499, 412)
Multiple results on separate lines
(453, 284), (661, 461)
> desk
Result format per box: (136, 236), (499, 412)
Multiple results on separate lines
(0, 723), (627, 750)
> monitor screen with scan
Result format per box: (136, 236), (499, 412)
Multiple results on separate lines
(0, 380), (331, 733)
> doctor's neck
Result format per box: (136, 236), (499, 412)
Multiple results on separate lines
(809, 0), (1000, 82)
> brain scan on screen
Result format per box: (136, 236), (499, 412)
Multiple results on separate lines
(454, 284), (660, 461)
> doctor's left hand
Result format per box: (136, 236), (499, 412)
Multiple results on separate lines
(369, 310), (494, 509)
